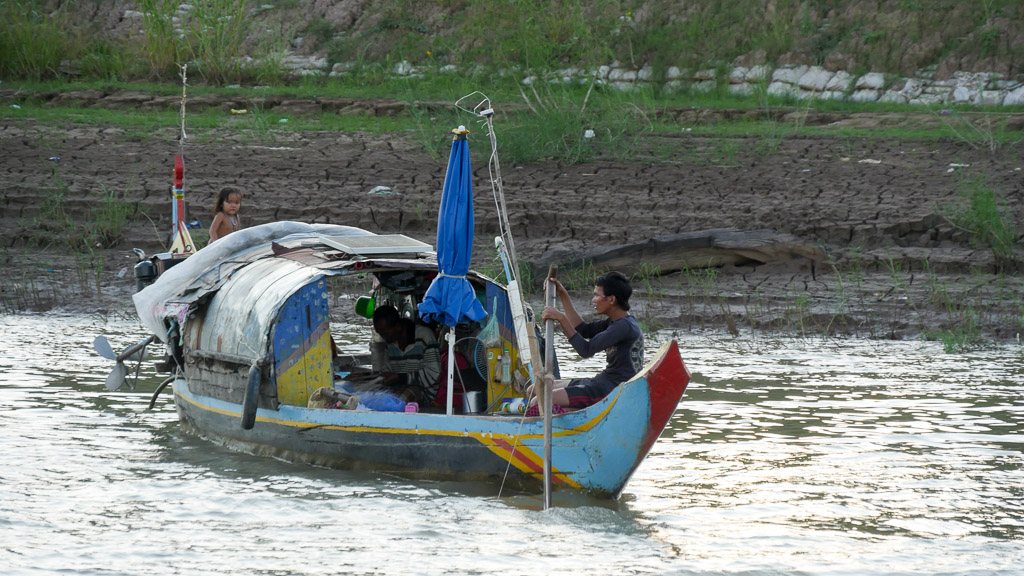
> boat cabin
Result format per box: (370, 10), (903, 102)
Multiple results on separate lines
(139, 224), (535, 416)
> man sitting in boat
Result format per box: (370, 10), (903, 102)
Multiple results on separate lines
(527, 271), (644, 415)
(371, 305), (442, 404)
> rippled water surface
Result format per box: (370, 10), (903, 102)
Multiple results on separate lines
(2, 313), (1022, 576)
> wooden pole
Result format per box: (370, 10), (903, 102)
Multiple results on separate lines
(543, 264), (558, 509)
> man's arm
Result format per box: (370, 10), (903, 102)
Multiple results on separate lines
(568, 318), (626, 358)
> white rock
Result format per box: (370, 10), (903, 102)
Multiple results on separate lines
(825, 70), (852, 92)
(728, 83), (754, 96)
(855, 72), (886, 89)
(976, 89), (1003, 106)
(951, 85), (975, 103)
(729, 67), (748, 83)
(899, 78), (924, 98)
(637, 66), (654, 81)
(798, 65), (833, 91)
(850, 89), (880, 102)
(694, 68), (716, 81)
(767, 81), (798, 97)
(608, 68), (636, 82)
(1004, 85), (1024, 106)
(693, 80), (716, 93)
(772, 66), (808, 84)
(663, 80), (684, 92)
(878, 91), (908, 103)
(393, 60), (413, 75)
(910, 94), (946, 105)
(666, 66), (683, 80)
(746, 65), (771, 82)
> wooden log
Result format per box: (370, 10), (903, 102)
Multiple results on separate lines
(533, 228), (825, 277)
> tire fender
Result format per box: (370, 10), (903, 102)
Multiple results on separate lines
(241, 364), (261, 430)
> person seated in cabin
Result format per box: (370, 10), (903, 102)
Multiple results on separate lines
(371, 305), (442, 404)
(526, 271), (644, 416)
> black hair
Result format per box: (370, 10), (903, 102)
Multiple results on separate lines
(213, 185), (243, 215)
(371, 304), (400, 326)
(595, 271), (632, 311)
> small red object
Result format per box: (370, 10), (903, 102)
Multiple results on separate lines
(174, 155), (184, 189)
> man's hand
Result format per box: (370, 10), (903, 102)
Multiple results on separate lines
(542, 306), (566, 325)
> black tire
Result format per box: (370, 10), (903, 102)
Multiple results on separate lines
(241, 365), (260, 430)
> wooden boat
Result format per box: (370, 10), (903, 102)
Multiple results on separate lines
(124, 222), (691, 498)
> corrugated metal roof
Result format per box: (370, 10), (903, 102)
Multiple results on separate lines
(196, 257), (323, 361)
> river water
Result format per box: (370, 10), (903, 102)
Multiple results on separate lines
(1, 313), (1022, 576)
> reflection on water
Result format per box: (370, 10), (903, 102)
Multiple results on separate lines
(1, 314), (1022, 575)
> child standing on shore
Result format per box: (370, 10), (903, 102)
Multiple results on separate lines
(209, 186), (243, 242)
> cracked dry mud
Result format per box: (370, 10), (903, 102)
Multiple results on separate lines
(1, 117), (1022, 341)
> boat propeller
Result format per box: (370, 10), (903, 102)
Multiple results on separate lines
(93, 335), (156, 391)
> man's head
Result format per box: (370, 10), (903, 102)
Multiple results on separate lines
(372, 305), (402, 342)
(594, 271), (632, 312)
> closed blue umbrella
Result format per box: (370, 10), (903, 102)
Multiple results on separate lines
(420, 127), (486, 327)
(419, 128), (487, 414)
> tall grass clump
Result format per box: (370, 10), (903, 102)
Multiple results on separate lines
(944, 175), (1020, 266)
(0, 1), (70, 79)
(22, 170), (138, 250)
(135, 0), (251, 84)
(187, 0), (250, 84)
(136, 0), (185, 79)
(491, 84), (656, 164)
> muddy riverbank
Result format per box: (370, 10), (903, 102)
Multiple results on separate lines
(2, 114), (1022, 343)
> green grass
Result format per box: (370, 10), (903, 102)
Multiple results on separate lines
(4, 0), (1023, 90)
(941, 175), (1020, 266)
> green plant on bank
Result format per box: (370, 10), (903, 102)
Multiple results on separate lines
(934, 107), (1022, 154)
(136, 0), (184, 79)
(630, 263), (665, 332)
(556, 261), (596, 293)
(186, 0), (251, 84)
(942, 175), (1020, 265)
(22, 169), (138, 251)
(0, 1), (69, 79)
(927, 309), (983, 353)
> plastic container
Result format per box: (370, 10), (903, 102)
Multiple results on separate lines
(499, 398), (526, 414)
(501, 350), (512, 384)
(404, 402), (419, 413)
(462, 391), (486, 414)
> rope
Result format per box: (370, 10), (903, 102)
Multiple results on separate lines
(484, 113), (520, 280)
(178, 64), (188, 152)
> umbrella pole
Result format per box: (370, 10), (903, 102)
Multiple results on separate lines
(543, 265), (558, 509)
(446, 327), (456, 416)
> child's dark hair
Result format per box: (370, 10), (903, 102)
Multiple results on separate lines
(595, 271), (633, 311)
(213, 186), (243, 215)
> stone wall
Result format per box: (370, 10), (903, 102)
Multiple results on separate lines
(271, 56), (1024, 108)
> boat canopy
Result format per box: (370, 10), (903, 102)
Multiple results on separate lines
(132, 222), (430, 341)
